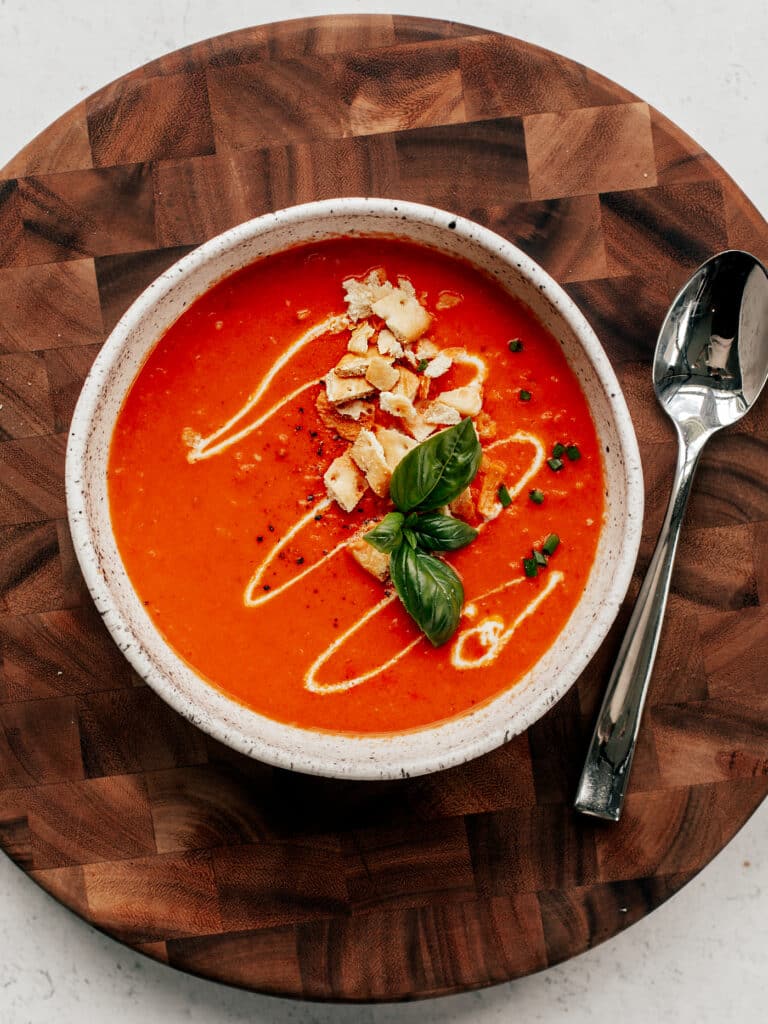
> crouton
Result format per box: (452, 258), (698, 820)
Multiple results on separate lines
(436, 291), (463, 310)
(377, 329), (403, 358)
(416, 338), (439, 359)
(348, 536), (389, 581)
(423, 401), (461, 426)
(347, 322), (375, 354)
(365, 356), (399, 392)
(349, 429), (390, 497)
(438, 385), (483, 417)
(371, 287), (431, 343)
(478, 456), (507, 519)
(424, 352), (453, 378)
(342, 269), (387, 321)
(324, 452), (367, 512)
(394, 367), (419, 402)
(374, 426), (417, 470)
(315, 391), (374, 441)
(325, 371), (376, 405)
(475, 410), (497, 440)
(334, 352), (372, 377)
(449, 488), (476, 521)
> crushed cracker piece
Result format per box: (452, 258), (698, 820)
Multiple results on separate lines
(374, 426), (417, 470)
(325, 371), (376, 404)
(324, 452), (367, 512)
(438, 384), (483, 417)
(348, 536), (389, 581)
(342, 269), (387, 321)
(347, 322), (375, 354)
(315, 391), (373, 441)
(349, 428), (390, 497)
(394, 366), (419, 402)
(366, 356), (399, 391)
(449, 488), (476, 521)
(423, 401), (461, 425)
(377, 328), (403, 358)
(371, 287), (431, 343)
(334, 352), (372, 377)
(424, 352), (452, 378)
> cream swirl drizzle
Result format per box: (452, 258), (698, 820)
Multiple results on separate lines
(183, 314), (348, 463)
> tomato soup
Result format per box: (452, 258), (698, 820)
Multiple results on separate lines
(108, 237), (604, 733)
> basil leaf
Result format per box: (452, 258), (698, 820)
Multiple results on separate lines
(389, 418), (482, 513)
(363, 511), (405, 553)
(390, 543), (464, 647)
(411, 512), (478, 552)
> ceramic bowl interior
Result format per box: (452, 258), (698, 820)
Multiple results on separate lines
(66, 198), (643, 780)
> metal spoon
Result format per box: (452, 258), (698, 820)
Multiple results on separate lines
(575, 250), (768, 822)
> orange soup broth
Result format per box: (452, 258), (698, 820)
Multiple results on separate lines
(109, 237), (605, 733)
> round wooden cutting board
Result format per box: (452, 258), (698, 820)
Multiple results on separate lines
(1, 14), (766, 1001)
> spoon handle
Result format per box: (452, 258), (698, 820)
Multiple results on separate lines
(574, 434), (705, 821)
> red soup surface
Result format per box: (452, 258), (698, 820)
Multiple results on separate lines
(109, 237), (605, 734)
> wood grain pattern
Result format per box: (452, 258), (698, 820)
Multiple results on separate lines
(0, 13), (766, 1001)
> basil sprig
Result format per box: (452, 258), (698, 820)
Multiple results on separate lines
(363, 419), (482, 646)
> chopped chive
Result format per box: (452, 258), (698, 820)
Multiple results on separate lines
(529, 488), (545, 505)
(416, 358), (429, 372)
(566, 444), (581, 461)
(552, 442), (566, 458)
(523, 557), (538, 578)
(547, 457), (564, 472)
(543, 533), (560, 556)
(533, 549), (548, 567)
(498, 484), (512, 508)
(519, 389), (532, 402)
(508, 339), (523, 352)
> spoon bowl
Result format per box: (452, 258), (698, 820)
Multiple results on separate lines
(576, 250), (768, 821)
(655, 251), (768, 441)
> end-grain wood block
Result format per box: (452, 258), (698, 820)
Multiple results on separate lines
(0, 13), (766, 1002)
(525, 102), (657, 199)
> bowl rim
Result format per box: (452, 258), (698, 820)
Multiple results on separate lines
(66, 197), (644, 780)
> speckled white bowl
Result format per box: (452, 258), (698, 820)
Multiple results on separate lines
(66, 198), (643, 780)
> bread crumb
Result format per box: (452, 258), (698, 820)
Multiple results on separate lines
(475, 410), (497, 440)
(436, 291), (463, 310)
(324, 452), (367, 511)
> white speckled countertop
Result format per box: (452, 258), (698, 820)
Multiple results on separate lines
(1, 1), (766, 1021)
